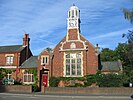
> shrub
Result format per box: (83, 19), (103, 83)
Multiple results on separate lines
(32, 84), (39, 92)
(49, 77), (60, 87)
(84, 74), (96, 86)
(97, 74), (123, 87)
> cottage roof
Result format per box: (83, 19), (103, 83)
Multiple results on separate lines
(0, 45), (25, 53)
(101, 60), (122, 72)
(21, 56), (38, 68)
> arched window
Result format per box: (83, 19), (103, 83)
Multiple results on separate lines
(70, 43), (76, 49)
(76, 10), (78, 17)
(72, 10), (74, 18)
(69, 11), (70, 17)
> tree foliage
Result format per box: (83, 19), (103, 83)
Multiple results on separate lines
(123, 8), (133, 24)
(100, 48), (117, 61)
(115, 43), (129, 66)
(123, 30), (133, 43)
(100, 43), (132, 68)
(49, 77), (60, 87)
(84, 74), (97, 86)
(97, 74), (123, 87)
(0, 68), (15, 79)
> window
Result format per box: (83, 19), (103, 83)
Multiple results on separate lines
(69, 11), (70, 17)
(70, 43), (76, 49)
(76, 10), (78, 16)
(65, 53), (82, 76)
(6, 73), (12, 80)
(41, 56), (49, 65)
(72, 10), (74, 18)
(6, 56), (13, 65)
(23, 72), (34, 84)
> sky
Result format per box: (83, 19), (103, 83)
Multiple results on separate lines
(0, 0), (132, 55)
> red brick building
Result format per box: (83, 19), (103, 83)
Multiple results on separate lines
(0, 5), (123, 88)
(38, 5), (99, 87)
(0, 34), (32, 84)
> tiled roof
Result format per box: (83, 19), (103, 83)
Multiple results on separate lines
(21, 56), (38, 68)
(0, 45), (25, 53)
(101, 60), (122, 72)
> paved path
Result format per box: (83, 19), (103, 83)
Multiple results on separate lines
(0, 93), (132, 100)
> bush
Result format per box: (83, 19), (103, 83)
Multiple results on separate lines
(97, 74), (123, 87)
(32, 84), (39, 92)
(59, 77), (85, 81)
(84, 74), (96, 86)
(49, 77), (60, 87)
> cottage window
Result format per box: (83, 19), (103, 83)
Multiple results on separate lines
(6, 56), (13, 65)
(65, 53), (82, 76)
(23, 72), (34, 84)
(41, 56), (49, 65)
(6, 73), (12, 80)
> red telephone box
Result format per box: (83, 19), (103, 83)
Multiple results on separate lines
(42, 74), (48, 87)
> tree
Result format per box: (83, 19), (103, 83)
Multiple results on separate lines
(123, 8), (133, 24)
(0, 68), (7, 79)
(100, 48), (117, 61)
(122, 7), (133, 72)
(123, 30), (133, 43)
(115, 43), (129, 66)
(45, 47), (53, 54)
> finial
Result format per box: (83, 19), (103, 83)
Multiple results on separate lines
(73, 3), (75, 6)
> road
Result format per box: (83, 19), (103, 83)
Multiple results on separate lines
(0, 93), (132, 100)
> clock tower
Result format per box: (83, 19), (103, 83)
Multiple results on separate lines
(67, 4), (80, 29)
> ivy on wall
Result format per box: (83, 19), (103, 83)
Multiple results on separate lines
(24, 69), (38, 92)
(49, 71), (128, 87)
(0, 68), (15, 79)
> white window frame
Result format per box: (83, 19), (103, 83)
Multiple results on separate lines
(64, 52), (83, 77)
(23, 72), (34, 84)
(7, 73), (12, 80)
(6, 56), (14, 65)
(41, 56), (49, 65)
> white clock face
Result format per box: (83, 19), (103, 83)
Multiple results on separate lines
(69, 20), (77, 27)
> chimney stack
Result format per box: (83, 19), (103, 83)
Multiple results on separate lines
(23, 33), (30, 47)
(23, 33), (30, 60)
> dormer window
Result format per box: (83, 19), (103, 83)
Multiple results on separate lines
(41, 56), (49, 65)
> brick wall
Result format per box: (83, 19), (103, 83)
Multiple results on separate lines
(52, 30), (98, 77)
(42, 87), (133, 95)
(0, 53), (19, 66)
(0, 85), (32, 93)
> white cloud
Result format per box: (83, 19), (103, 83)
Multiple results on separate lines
(0, 0), (132, 55)
(89, 28), (133, 40)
